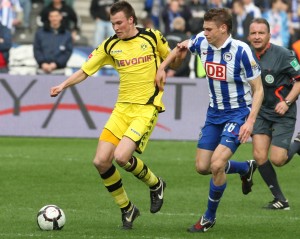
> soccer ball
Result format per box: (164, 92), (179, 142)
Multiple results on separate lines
(37, 205), (66, 230)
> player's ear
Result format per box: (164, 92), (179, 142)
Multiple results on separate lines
(128, 16), (134, 24)
(220, 24), (227, 34)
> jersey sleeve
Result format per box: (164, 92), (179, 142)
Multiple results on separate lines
(241, 44), (261, 81)
(188, 31), (205, 55)
(154, 29), (171, 61)
(284, 50), (300, 80)
(81, 40), (116, 76)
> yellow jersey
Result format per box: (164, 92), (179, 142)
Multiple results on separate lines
(82, 27), (170, 112)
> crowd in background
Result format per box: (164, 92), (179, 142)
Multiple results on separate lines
(143, 0), (300, 54)
(0, 0), (300, 75)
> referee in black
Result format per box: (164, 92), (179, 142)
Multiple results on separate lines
(248, 18), (300, 210)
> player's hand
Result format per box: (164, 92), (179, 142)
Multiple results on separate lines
(175, 42), (188, 59)
(238, 121), (253, 143)
(155, 67), (166, 91)
(50, 85), (64, 97)
(274, 101), (289, 116)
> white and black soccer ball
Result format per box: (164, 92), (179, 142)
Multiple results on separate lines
(37, 205), (66, 230)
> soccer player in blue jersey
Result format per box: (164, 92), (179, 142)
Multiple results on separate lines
(156, 8), (263, 233)
(248, 18), (300, 210)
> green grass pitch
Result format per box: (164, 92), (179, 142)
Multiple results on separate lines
(0, 137), (299, 239)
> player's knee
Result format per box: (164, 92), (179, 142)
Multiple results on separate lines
(195, 162), (210, 175)
(114, 152), (129, 167)
(253, 150), (267, 165)
(93, 155), (111, 172)
(210, 161), (223, 175)
(270, 157), (285, 167)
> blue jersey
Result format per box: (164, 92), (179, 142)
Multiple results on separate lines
(189, 32), (261, 111)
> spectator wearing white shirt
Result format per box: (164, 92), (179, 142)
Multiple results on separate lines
(243, 0), (261, 18)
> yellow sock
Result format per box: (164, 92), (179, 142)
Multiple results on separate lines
(100, 165), (130, 209)
(123, 156), (159, 187)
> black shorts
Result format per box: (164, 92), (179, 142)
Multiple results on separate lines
(252, 112), (296, 149)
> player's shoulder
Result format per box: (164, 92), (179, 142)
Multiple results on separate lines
(231, 38), (251, 50)
(102, 35), (119, 54)
(269, 43), (290, 55)
(191, 31), (205, 41)
(190, 31), (206, 48)
(139, 27), (162, 42)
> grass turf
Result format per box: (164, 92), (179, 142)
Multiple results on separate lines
(0, 137), (299, 239)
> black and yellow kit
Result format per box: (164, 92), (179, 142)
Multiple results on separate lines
(82, 27), (170, 112)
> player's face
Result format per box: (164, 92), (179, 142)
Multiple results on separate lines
(248, 22), (271, 52)
(203, 21), (227, 48)
(110, 11), (134, 40)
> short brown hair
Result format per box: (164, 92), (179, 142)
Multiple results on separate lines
(110, 1), (138, 25)
(204, 8), (233, 33)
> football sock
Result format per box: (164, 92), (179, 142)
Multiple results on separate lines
(204, 179), (226, 222)
(100, 164), (130, 209)
(123, 156), (159, 187)
(225, 160), (248, 175)
(285, 141), (300, 165)
(121, 201), (132, 213)
(258, 160), (286, 201)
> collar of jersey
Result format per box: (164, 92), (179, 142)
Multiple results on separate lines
(122, 27), (141, 41)
(255, 42), (271, 60)
(209, 34), (232, 50)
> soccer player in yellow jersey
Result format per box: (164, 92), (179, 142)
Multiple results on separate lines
(50, 1), (172, 230)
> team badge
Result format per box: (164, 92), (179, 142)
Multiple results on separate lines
(223, 52), (232, 62)
(141, 43), (147, 50)
(265, 74), (274, 84)
(290, 58), (300, 71)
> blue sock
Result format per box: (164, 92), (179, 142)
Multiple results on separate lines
(204, 179), (227, 222)
(225, 160), (248, 175)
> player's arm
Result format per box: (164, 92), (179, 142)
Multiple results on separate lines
(274, 51), (300, 115)
(239, 75), (264, 143)
(169, 40), (189, 69)
(155, 40), (189, 91)
(284, 80), (300, 103)
(50, 69), (89, 97)
(275, 80), (300, 115)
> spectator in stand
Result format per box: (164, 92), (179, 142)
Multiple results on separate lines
(165, 16), (190, 77)
(141, 16), (155, 29)
(207, 0), (224, 8)
(0, 22), (12, 73)
(144, 0), (166, 30)
(162, 0), (191, 34)
(243, 0), (262, 18)
(188, 0), (207, 35)
(90, 0), (117, 48)
(40, 0), (79, 42)
(177, 0), (192, 34)
(287, 0), (300, 49)
(19, 0), (32, 31)
(262, 0), (290, 48)
(254, 0), (271, 13)
(34, 8), (73, 74)
(232, 0), (253, 44)
(0, 0), (23, 32)
(43, 0), (74, 7)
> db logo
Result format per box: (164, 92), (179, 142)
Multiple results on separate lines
(205, 62), (226, 81)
